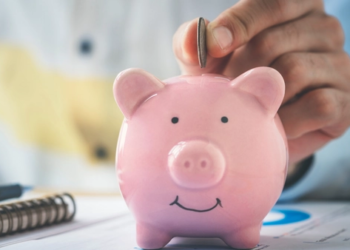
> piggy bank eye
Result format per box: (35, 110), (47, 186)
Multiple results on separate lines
(171, 117), (179, 124)
(221, 116), (228, 123)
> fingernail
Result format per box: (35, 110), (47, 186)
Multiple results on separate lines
(212, 26), (233, 50)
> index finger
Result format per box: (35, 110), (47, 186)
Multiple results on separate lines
(207, 0), (324, 57)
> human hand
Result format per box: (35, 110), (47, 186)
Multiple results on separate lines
(173, 0), (350, 164)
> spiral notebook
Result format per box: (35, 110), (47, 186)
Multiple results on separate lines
(0, 194), (129, 248)
(0, 193), (76, 236)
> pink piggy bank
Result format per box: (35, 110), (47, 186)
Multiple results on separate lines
(113, 67), (288, 249)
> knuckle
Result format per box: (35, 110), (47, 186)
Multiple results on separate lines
(280, 54), (305, 83)
(272, 0), (288, 16)
(258, 0), (287, 20)
(308, 89), (337, 121)
(334, 52), (350, 71)
(325, 15), (345, 48)
(331, 52), (350, 87)
(340, 51), (350, 64)
(249, 31), (276, 58)
(283, 22), (299, 41)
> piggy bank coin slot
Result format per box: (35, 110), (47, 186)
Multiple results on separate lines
(169, 195), (222, 213)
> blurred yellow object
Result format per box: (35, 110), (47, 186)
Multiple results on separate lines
(0, 44), (123, 163)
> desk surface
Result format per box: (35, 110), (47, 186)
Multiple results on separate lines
(1, 193), (349, 250)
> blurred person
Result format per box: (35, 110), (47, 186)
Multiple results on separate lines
(0, 0), (349, 200)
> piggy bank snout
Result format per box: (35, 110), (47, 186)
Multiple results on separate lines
(168, 141), (226, 189)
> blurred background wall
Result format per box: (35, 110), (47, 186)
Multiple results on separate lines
(0, 0), (236, 192)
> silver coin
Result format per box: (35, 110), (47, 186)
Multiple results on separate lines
(197, 17), (207, 68)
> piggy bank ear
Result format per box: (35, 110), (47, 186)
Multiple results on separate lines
(231, 67), (285, 116)
(113, 68), (165, 119)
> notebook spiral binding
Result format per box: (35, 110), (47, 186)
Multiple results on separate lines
(0, 193), (76, 236)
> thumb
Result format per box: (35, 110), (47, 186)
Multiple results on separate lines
(207, 0), (323, 57)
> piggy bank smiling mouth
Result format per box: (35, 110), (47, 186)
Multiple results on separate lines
(169, 196), (223, 212)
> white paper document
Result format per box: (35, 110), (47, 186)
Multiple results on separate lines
(1, 196), (349, 250)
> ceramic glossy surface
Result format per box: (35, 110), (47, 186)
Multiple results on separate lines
(113, 67), (288, 249)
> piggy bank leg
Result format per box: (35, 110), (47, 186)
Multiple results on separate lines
(136, 223), (172, 249)
(221, 225), (260, 249)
